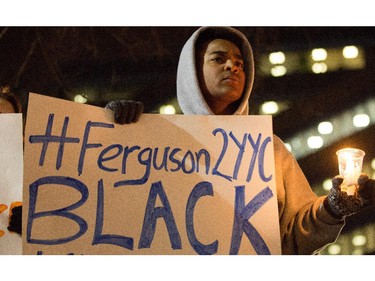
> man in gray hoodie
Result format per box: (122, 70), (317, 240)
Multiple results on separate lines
(106, 26), (375, 254)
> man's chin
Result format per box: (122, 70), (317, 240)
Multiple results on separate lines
(217, 89), (243, 101)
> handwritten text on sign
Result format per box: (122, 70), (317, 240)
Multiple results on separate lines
(23, 93), (281, 255)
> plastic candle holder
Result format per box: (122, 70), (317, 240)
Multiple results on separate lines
(336, 148), (365, 195)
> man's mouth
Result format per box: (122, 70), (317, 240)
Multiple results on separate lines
(223, 76), (239, 83)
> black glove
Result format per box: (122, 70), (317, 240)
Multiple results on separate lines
(7, 205), (22, 235)
(358, 173), (375, 206)
(324, 173), (375, 220)
(105, 100), (144, 124)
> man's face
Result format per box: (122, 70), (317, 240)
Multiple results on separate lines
(200, 38), (245, 106)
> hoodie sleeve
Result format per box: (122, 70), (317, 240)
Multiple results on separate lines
(273, 135), (345, 254)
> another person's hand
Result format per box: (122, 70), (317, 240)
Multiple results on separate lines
(324, 173), (375, 219)
(7, 205), (22, 235)
(105, 100), (144, 124)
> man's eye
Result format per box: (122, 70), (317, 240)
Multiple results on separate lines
(236, 62), (244, 69)
(211, 57), (224, 63)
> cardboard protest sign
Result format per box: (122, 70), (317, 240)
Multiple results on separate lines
(23, 93), (281, 255)
(0, 113), (23, 255)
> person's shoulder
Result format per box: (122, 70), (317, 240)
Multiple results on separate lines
(272, 134), (293, 158)
(273, 134), (287, 149)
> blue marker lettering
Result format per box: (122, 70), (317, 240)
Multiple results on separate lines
(29, 114), (80, 170)
(230, 185), (273, 255)
(97, 144), (123, 172)
(92, 179), (134, 250)
(138, 181), (181, 250)
(258, 136), (272, 182)
(186, 181), (218, 255)
(229, 131), (248, 180)
(246, 133), (262, 182)
(212, 128), (232, 182)
(27, 176), (88, 245)
(78, 121), (114, 176)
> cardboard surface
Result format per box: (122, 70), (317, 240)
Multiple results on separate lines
(23, 93), (281, 255)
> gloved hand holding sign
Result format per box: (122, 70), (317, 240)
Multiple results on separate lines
(105, 100), (144, 124)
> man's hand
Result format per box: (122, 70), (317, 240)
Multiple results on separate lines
(358, 173), (375, 206)
(105, 100), (144, 124)
(324, 173), (375, 219)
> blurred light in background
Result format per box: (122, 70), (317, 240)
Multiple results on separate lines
(307, 136), (324, 149)
(320, 222), (375, 255)
(343, 45), (359, 59)
(318, 121), (333, 135)
(286, 97), (375, 159)
(352, 248), (364, 255)
(311, 48), (328, 61)
(269, 51), (286, 64)
(322, 178), (332, 191)
(284, 143), (292, 152)
(327, 244), (341, 255)
(353, 113), (370, 128)
(312, 62), (328, 74)
(271, 65), (287, 77)
(74, 94), (88, 103)
(159, 104), (176, 114)
(352, 234), (367, 246)
(261, 101), (279, 114)
(259, 45), (365, 77)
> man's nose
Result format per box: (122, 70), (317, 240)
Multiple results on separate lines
(224, 60), (239, 73)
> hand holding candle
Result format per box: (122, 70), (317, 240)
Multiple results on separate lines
(336, 148), (365, 195)
(324, 149), (375, 219)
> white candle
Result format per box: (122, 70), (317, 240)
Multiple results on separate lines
(336, 148), (365, 195)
